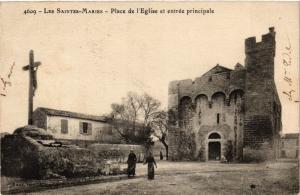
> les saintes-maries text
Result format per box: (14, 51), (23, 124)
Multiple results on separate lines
(24, 8), (215, 16)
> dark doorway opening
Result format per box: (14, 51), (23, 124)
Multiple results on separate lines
(208, 142), (221, 160)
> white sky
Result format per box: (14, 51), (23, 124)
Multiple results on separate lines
(0, 2), (299, 134)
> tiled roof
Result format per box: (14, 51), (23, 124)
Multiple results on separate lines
(282, 133), (299, 139)
(35, 107), (107, 122)
(202, 64), (233, 77)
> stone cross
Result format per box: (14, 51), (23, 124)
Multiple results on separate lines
(22, 50), (41, 125)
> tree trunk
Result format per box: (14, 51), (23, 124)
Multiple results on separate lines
(161, 140), (169, 160)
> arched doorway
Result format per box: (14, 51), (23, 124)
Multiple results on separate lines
(208, 142), (221, 160)
(207, 132), (222, 161)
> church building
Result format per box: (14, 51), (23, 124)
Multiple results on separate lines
(168, 27), (281, 162)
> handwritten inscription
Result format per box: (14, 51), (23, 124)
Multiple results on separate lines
(0, 62), (15, 97)
(282, 39), (296, 101)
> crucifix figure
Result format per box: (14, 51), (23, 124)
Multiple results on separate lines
(22, 50), (41, 125)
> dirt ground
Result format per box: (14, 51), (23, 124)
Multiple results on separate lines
(26, 161), (299, 195)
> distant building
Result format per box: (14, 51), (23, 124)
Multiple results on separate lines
(168, 27), (281, 162)
(280, 133), (299, 159)
(33, 107), (120, 145)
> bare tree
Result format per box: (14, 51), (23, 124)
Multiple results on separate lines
(109, 92), (161, 146)
(150, 111), (169, 160)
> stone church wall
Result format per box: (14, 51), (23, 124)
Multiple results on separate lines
(168, 28), (281, 162)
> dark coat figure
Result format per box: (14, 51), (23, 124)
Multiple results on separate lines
(144, 153), (157, 180)
(127, 150), (137, 177)
(160, 151), (163, 160)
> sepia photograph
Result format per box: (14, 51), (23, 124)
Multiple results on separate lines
(0, 2), (299, 194)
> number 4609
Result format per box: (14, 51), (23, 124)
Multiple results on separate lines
(24, 9), (37, 15)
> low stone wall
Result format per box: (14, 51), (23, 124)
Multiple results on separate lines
(1, 126), (147, 179)
(88, 143), (145, 163)
(1, 134), (100, 179)
(281, 149), (298, 159)
(57, 139), (100, 148)
(243, 144), (275, 162)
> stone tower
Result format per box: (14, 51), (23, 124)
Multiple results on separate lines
(243, 27), (281, 160)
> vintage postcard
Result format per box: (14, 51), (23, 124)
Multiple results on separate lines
(0, 2), (299, 194)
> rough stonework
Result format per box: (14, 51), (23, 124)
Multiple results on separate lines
(168, 27), (281, 162)
(1, 126), (101, 179)
(88, 143), (145, 163)
(1, 126), (148, 179)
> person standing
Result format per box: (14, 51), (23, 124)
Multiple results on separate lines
(160, 151), (163, 160)
(127, 149), (137, 178)
(144, 152), (157, 180)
